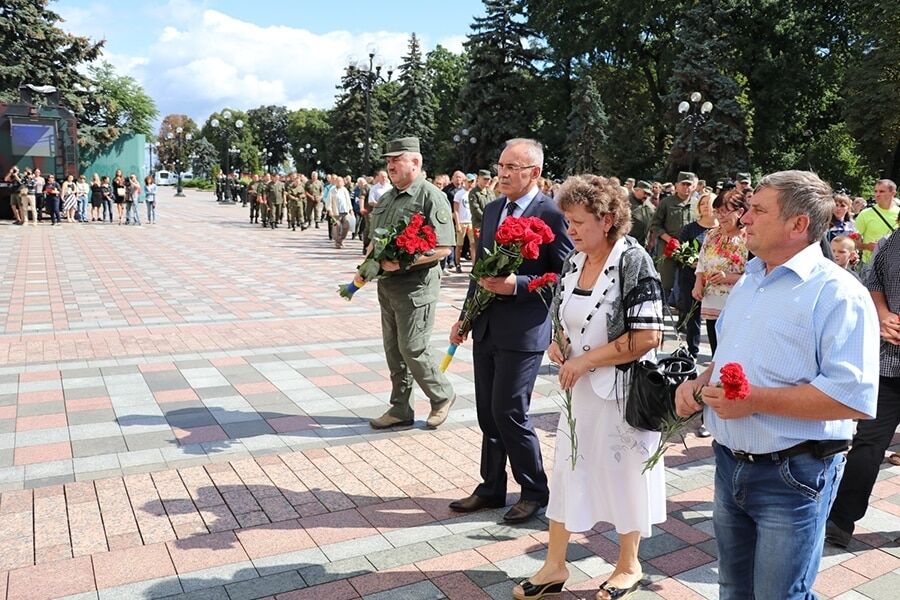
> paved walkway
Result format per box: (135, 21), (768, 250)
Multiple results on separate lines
(0, 188), (897, 599)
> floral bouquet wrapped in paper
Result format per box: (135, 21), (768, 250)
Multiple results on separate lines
(641, 362), (750, 473)
(439, 216), (556, 371)
(338, 212), (437, 300)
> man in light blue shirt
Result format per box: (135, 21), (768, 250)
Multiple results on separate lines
(676, 170), (879, 600)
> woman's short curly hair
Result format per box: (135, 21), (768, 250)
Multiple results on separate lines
(555, 175), (632, 241)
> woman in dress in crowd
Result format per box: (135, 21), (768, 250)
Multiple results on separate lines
(826, 193), (857, 242)
(691, 189), (749, 357)
(89, 173), (103, 221)
(75, 175), (90, 222)
(61, 174), (78, 222)
(144, 175), (158, 224)
(112, 169), (127, 223)
(513, 176), (665, 600)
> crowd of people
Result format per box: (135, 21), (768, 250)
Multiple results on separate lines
(332, 134), (896, 600)
(4, 167), (159, 226)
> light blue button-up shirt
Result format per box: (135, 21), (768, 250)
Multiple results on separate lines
(706, 242), (880, 453)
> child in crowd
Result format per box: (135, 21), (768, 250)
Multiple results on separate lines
(830, 235), (861, 281)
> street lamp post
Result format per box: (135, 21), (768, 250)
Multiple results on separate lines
(298, 144), (318, 174)
(347, 44), (393, 176)
(677, 92), (713, 174)
(453, 128), (478, 171)
(166, 126), (193, 198)
(211, 111), (244, 202)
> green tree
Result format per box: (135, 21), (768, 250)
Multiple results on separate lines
(329, 66), (390, 174)
(843, 0), (900, 181)
(665, 1), (749, 180)
(565, 73), (608, 175)
(158, 115), (199, 170)
(0, 0), (103, 112)
(190, 137), (219, 180)
(79, 61), (158, 160)
(389, 33), (437, 157)
(200, 109), (256, 173)
(287, 108), (331, 174)
(459, 0), (541, 170)
(425, 45), (470, 173)
(246, 105), (290, 172)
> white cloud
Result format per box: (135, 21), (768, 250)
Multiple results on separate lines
(56, 2), (467, 127)
(437, 35), (467, 54)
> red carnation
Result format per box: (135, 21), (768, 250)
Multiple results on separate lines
(527, 272), (558, 293)
(848, 232), (861, 241)
(663, 238), (680, 258)
(719, 362), (750, 400)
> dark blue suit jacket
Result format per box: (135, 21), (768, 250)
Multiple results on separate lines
(465, 191), (573, 352)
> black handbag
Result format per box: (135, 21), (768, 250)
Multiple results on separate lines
(624, 346), (697, 431)
(615, 245), (698, 431)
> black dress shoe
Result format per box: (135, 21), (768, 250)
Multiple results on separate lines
(448, 494), (505, 513)
(503, 499), (546, 523)
(825, 520), (852, 548)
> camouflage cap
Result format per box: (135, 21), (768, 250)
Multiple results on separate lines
(737, 172), (751, 183)
(477, 169), (492, 178)
(677, 171), (697, 183)
(382, 137), (420, 157)
(636, 180), (652, 192)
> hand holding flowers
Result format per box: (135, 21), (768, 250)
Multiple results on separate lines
(643, 362), (750, 473)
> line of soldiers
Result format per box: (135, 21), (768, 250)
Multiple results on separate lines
(243, 172), (325, 230)
(215, 174), (247, 204)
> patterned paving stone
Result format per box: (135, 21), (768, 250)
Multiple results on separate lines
(0, 190), (895, 600)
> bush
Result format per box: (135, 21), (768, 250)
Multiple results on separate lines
(182, 179), (215, 191)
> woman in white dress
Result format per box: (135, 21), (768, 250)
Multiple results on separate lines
(514, 176), (666, 600)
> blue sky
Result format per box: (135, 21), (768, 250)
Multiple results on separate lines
(54, 0), (484, 123)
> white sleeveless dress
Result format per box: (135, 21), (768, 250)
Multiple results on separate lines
(545, 275), (667, 537)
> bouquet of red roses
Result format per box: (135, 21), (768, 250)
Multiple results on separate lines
(641, 362), (750, 473)
(338, 212), (437, 300)
(439, 216), (556, 371)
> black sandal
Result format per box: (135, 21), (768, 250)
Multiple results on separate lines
(512, 579), (566, 599)
(597, 579), (641, 599)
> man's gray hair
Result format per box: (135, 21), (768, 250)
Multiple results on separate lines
(757, 170), (833, 243)
(876, 179), (897, 193)
(504, 138), (544, 168)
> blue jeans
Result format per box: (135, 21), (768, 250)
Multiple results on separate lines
(77, 195), (88, 221)
(146, 201), (156, 223)
(713, 442), (845, 599)
(102, 199), (113, 221)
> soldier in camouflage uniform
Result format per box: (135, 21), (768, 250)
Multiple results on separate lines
(248, 174), (261, 223)
(267, 174), (285, 229)
(368, 137), (457, 431)
(628, 180), (656, 248)
(649, 171), (697, 296)
(468, 169), (495, 235)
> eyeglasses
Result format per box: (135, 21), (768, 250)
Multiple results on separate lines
(492, 163), (537, 174)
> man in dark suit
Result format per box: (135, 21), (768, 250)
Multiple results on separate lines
(448, 138), (573, 523)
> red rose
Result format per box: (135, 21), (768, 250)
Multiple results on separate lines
(719, 362), (750, 400)
(525, 217), (555, 244)
(663, 238), (680, 258)
(848, 232), (860, 240)
(521, 240), (540, 260)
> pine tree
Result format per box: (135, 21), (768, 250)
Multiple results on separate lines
(565, 74), (608, 175)
(389, 33), (437, 157)
(665, 2), (749, 180)
(459, 0), (541, 170)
